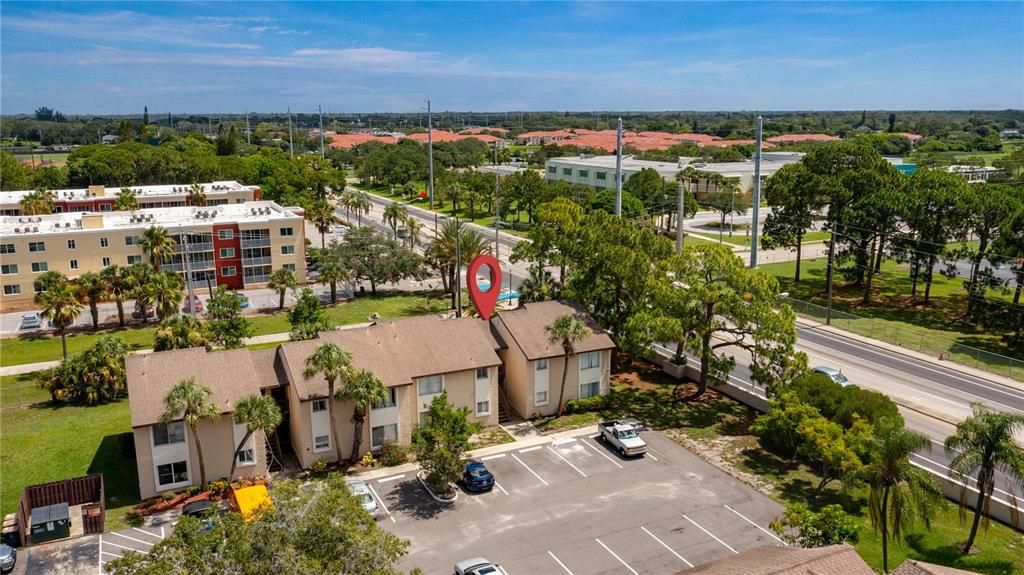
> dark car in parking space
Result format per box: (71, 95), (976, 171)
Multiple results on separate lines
(181, 500), (217, 531)
(461, 461), (494, 493)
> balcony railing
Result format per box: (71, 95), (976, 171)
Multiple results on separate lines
(244, 274), (270, 284)
(161, 260), (215, 272)
(240, 237), (271, 248)
(242, 256), (273, 267)
(174, 242), (214, 253)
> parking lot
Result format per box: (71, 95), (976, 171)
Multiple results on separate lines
(367, 430), (784, 575)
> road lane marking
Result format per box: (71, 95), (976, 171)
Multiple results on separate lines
(798, 329), (1024, 410)
(724, 505), (786, 544)
(519, 445), (544, 453)
(584, 439), (624, 468)
(494, 481), (509, 496)
(910, 453), (1016, 498)
(684, 514), (738, 554)
(595, 538), (639, 575)
(481, 453), (507, 461)
(511, 452), (549, 486)
(547, 445), (588, 477)
(377, 474), (406, 483)
(642, 526), (693, 568)
(366, 483), (396, 523)
(108, 532), (154, 547)
(547, 550), (575, 575)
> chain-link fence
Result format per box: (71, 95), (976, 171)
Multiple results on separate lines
(786, 298), (1023, 381)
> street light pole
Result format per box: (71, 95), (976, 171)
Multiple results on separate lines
(287, 107), (294, 158)
(494, 144), (501, 262)
(454, 216), (462, 318)
(676, 180), (686, 254)
(182, 232), (195, 318)
(749, 115), (763, 268)
(614, 117), (623, 217)
(427, 100), (435, 212)
(245, 111), (251, 145)
(319, 104), (325, 159)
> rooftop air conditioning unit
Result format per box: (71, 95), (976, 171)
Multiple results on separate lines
(32, 226), (39, 232)
(14, 228), (20, 233)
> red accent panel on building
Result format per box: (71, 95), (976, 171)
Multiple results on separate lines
(212, 223), (243, 290)
(252, 187), (261, 201)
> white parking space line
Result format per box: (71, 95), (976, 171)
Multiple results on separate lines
(648, 447), (665, 459)
(519, 445), (544, 453)
(101, 539), (147, 552)
(160, 526), (165, 538)
(100, 551), (121, 557)
(724, 505), (786, 545)
(684, 514), (738, 554)
(547, 445), (588, 478)
(133, 527), (163, 540)
(109, 532), (155, 547)
(377, 474), (406, 483)
(584, 439), (624, 468)
(595, 537), (640, 575)
(494, 481), (510, 496)
(547, 550), (575, 575)
(511, 452), (549, 486)
(552, 437), (577, 446)
(645, 452), (659, 462)
(366, 483), (396, 523)
(481, 453), (507, 461)
(641, 526), (693, 568)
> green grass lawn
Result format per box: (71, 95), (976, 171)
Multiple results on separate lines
(0, 399), (139, 531)
(353, 181), (533, 231)
(734, 445), (1024, 574)
(0, 293), (432, 367)
(0, 372), (50, 409)
(757, 256), (1022, 377)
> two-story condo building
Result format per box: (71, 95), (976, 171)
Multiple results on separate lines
(0, 181), (260, 216)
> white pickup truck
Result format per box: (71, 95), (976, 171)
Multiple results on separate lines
(598, 420), (647, 457)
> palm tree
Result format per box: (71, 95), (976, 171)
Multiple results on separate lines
(303, 343), (354, 464)
(125, 263), (155, 322)
(33, 270), (67, 294)
(20, 189), (54, 215)
(405, 216), (423, 249)
(341, 370), (388, 461)
(188, 182), (207, 207)
(140, 226), (174, 272)
(318, 245), (349, 304)
(337, 190), (355, 222)
(350, 191), (372, 226)
(863, 419), (945, 573)
(306, 198), (340, 248)
(149, 271), (184, 320)
(519, 264), (558, 303)
(428, 219), (492, 306)
(544, 315), (589, 416)
(74, 271), (106, 330)
(38, 283), (82, 359)
(154, 315), (207, 351)
(382, 201), (408, 239)
(101, 265), (132, 327)
(267, 267), (299, 310)
(944, 403), (1024, 555)
(161, 377), (220, 487)
(229, 394), (282, 477)
(115, 187), (138, 211)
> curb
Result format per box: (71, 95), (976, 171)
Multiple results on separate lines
(416, 470), (457, 504)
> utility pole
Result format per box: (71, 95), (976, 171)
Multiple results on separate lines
(494, 144), (501, 262)
(427, 100), (435, 211)
(826, 223), (836, 326)
(454, 216), (462, 318)
(245, 111), (251, 145)
(676, 180), (686, 254)
(287, 107), (294, 157)
(614, 117), (623, 217)
(749, 115), (763, 268)
(318, 104), (325, 159)
(182, 232), (195, 318)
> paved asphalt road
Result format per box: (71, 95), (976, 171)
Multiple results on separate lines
(376, 430), (783, 574)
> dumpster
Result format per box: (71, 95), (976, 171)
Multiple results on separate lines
(29, 503), (69, 543)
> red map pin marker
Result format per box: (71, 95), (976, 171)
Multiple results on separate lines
(467, 254), (501, 321)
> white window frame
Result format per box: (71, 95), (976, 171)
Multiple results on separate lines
(28, 241), (45, 252)
(579, 381), (600, 399)
(476, 401), (490, 416)
(535, 390), (549, 406)
(281, 245), (295, 255)
(371, 424), (398, 449)
(313, 434), (330, 452)
(218, 229), (234, 240)
(221, 266), (236, 277)
(0, 244), (14, 254)
(66, 240), (76, 250)
(475, 367), (489, 380)
(127, 255), (143, 265)
(102, 257), (111, 267)
(3, 284), (22, 295)
(100, 237), (109, 248)
(1, 264), (17, 275)
(311, 399), (328, 412)
(155, 460), (190, 488)
(219, 247), (235, 258)
(417, 375), (443, 396)
(372, 388), (396, 410)
(152, 421), (187, 446)
(70, 260), (78, 270)
(280, 227), (294, 237)
(31, 262), (48, 273)
(536, 358), (548, 371)
(581, 351), (601, 370)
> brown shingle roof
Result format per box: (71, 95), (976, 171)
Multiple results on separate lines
(678, 544), (875, 575)
(250, 348), (287, 390)
(495, 300), (615, 361)
(279, 315), (502, 400)
(891, 560), (979, 575)
(126, 348), (264, 428)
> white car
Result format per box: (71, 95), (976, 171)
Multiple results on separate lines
(345, 480), (379, 519)
(20, 312), (43, 330)
(454, 558), (508, 575)
(813, 366), (852, 387)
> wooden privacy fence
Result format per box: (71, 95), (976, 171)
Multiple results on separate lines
(14, 474), (105, 547)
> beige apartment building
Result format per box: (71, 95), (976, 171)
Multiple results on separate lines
(125, 300), (616, 498)
(0, 201), (306, 310)
(0, 181), (260, 216)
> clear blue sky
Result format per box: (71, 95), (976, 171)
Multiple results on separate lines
(2, 1), (1021, 114)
